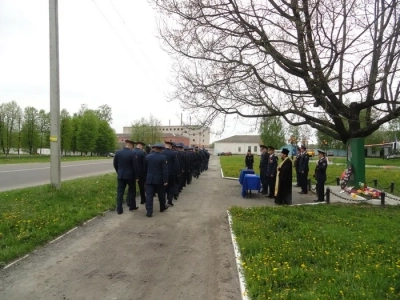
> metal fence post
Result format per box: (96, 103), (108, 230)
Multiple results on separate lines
(390, 182), (394, 193)
(336, 177), (340, 185)
(373, 179), (378, 188)
(380, 192), (386, 206)
(326, 187), (330, 204)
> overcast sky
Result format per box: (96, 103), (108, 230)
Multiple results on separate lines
(0, 0), (258, 143)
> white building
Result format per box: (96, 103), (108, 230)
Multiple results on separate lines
(214, 135), (262, 155)
(123, 125), (211, 148)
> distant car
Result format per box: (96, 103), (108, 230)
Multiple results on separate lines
(327, 151), (334, 156)
(226, 152), (232, 156)
(108, 152), (115, 157)
(307, 149), (315, 157)
(217, 152), (225, 156)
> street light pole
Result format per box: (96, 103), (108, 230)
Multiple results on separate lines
(49, 0), (61, 188)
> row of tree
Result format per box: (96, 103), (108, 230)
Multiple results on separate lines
(0, 101), (116, 156)
(259, 116), (400, 150)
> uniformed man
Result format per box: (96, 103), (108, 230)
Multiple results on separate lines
(162, 141), (180, 206)
(259, 144), (269, 194)
(294, 146), (301, 187)
(133, 141), (147, 204)
(113, 139), (139, 214)
(298, 145), (309, 194)
(314, 149), (328, 202)
(245, 150), (254, 169)
(266, 146), (278, 198)
(144, 143), (169, 217)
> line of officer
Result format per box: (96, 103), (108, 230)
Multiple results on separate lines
(132, 141), (147, 204)
(313, 149), (328, 202)
(298, 145), (310, 194)
(266, 146), (278, 198)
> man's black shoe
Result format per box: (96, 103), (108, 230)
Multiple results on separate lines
(140, 201), (146, 204)
(129, 207), (139, 211)
(299, 191), (307, 194)
(146, 213), (152, 217)
(167, 202), (174, 206)
(160, 206), (169, 212)
(117, 210), (123, 215)
(314, 199), (325, 202)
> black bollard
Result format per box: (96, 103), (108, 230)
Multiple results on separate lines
(373, 179), (378, 188)
(336, 177), (340, 185)
(380, 192), (386, 206)
(326, 187), (330, 204)
(390, 182), (394, 193)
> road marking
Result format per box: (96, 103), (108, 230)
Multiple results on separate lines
(0, 161), (111, 174)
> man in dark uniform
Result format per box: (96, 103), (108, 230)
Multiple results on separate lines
(133, 141), (147, 204)
(245, 150), (254, 169)
(259, 144), (269, 194)
(184, 146), (193, 185)
(298, 145), (309, 194)
(113, 139), (139, 214)
(294, 146), (301, 187)
(144, 143), (169, 217)
(266, 146), (278, 198)
(162, 141), (180, 206)
(314, 149), (328, 202)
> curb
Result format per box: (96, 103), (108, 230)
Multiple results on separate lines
(220, 168), (241, 181)
(2, 213), (106, 270)
(227, 210), (250, 300)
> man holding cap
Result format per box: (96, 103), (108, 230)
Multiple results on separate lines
(162, 141), (180, 206)
(298, 145), (309, 194)
(144, 143), (169, 217)
(113, 139), (139, 214)
(314, 149), (328, 202)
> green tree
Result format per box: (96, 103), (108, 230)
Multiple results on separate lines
(21, 107), (40, 155)
(0, 101), (22, 157)
(95, 104), (113, 123)
(70, 114), (80, 154)
(60, 109), (73, 155)
(76, 110), (98, 154)
(38, 109), (50, 154)
(95, 120), (116, 155)
(130, 115), (162, 144)
(259, 117), (285, 148)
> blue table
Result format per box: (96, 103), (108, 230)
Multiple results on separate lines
(241, 174), (261, 198)
(239, 169), (255, 185)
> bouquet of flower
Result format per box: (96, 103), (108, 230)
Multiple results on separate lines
(343, 182), (382, 199)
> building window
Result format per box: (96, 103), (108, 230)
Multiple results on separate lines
(248, 146), (251, 151)
(238, 147), (241, 152)
(254, 146), (257, 152)
(193, 139), (195, 142)
(203, 140), (204, 142)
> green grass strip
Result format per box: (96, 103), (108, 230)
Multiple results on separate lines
(0, 173), (116, 267)
(229, 204), (400, 299)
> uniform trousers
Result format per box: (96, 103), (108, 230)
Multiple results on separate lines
(145, 184), (167, 215)
(116, 179), (136, 213)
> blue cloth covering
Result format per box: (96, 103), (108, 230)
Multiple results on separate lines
(241, 174), (261, 198)
(239, 169), (255, 185)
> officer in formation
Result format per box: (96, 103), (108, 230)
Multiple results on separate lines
(115, 139), (210, 217)
(294, 146), (301, 187)
(113, 139), (139, 214)
(259, 145), (270, 194)
(313, 149), (328, 202)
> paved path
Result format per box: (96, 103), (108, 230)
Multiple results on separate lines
(0, 159), (114, 192)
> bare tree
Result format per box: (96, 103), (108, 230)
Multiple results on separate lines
(151, 0), (400, 143)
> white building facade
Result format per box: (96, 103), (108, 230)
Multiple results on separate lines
(123, 125), (211, 148)
(214, 135), (262, 155)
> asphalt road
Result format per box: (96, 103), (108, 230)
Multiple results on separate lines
(0, 159), (114, 192)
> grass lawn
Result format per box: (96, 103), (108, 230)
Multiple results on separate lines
(0, 174), (117, 268)
(219, 155), (400, 197)
(229, 205), (400, 299)
(0, 155), (111, 165)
